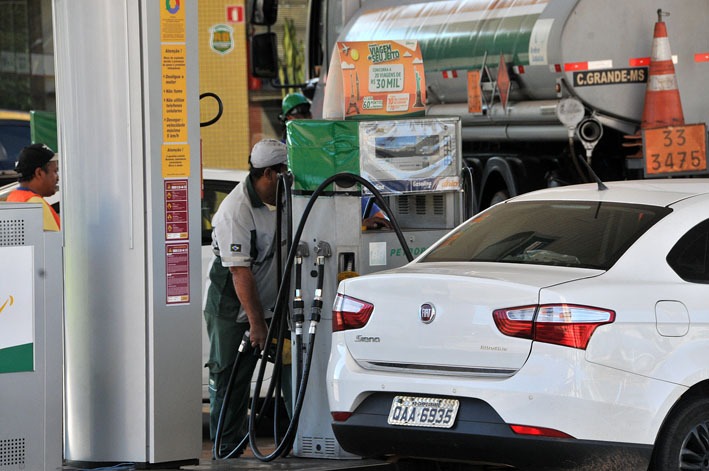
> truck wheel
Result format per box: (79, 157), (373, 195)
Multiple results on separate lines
(651, 397), (709, 470)
(489, 190), (510, 206)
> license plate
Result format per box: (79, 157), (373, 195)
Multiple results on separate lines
(387, 395), (459, 428)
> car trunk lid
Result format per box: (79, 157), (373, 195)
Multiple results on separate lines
(339, 263), (601, 375)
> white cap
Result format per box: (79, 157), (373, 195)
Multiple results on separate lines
(250, 139), (287, 168)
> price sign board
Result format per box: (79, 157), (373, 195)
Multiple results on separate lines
(643, 124), (708, 177)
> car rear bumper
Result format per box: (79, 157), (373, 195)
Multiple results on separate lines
(332, 393), (652, 470)
(328, 336), (683, 445)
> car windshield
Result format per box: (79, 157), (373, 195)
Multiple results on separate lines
(420, 200), (672, 270)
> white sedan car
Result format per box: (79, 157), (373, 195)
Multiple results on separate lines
(329, 179), (709, 470)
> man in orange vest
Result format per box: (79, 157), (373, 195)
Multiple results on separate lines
(7, 143), (60, 231)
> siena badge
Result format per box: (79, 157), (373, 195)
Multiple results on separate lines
(420, 303), (435, 324)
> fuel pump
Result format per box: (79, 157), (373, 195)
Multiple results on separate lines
(0, 204), (62, 471)
(286, 117), (465, 459)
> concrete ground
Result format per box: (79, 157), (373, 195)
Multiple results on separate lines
(61, 406), (512, 471)
(178, 405), (394, 471)
(175, 406), (508, 471)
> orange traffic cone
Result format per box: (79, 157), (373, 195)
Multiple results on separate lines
(640, 9), (684, 129)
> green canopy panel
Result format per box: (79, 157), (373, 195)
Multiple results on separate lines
(30, 110), (58, 153)
(286, 119), (360, 193)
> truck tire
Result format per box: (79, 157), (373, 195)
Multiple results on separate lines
(651, 397), (709, 470)
(489, 190), (510, 206)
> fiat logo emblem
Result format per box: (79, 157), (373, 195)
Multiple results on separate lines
(420, 303), (436, 324)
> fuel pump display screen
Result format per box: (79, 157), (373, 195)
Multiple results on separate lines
(374, 135), (439, 158)
(360, 118), (461, 195)
(373, 135), (441, 172)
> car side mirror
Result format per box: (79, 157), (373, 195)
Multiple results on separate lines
(251, 32), (279, 79)
(251, 0), (278, 26)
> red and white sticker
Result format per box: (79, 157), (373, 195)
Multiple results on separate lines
(564, 59), (613, 72)
(630, 55), (678, 66)
(226, 5), (244, 23)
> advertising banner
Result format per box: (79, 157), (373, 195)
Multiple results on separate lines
(328, 40), (427, 120)
(359, 118), (461, 195)
(0, 246), (34, 373)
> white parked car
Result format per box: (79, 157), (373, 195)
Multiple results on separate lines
(329, 179), (709, 470)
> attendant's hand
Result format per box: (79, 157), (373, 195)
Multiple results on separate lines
(362, 216), (392, 230)
(249, 319), (269, 352)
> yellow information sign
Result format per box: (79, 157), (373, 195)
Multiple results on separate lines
(161, 1), (188, 179)
(160, 0), (186, 43)
(335, 40), (426, 119)
(162, 45), (188, 143)
(643, 124), (708, 177)
(162, 144), (190, 178)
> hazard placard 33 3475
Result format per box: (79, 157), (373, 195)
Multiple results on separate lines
(643, 124), (708, 177)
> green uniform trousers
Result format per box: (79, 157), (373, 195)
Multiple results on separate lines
(205, 315), (293, 453)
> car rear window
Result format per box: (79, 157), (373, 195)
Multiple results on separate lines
(420, 200), (671, 270)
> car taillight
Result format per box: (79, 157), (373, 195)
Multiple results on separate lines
(510, 424), (574, 439)
(493, 304), (614, 350)
(331, 411), (352, 422)
(332, 293), (374, 332)
(491, 305), (535, 339)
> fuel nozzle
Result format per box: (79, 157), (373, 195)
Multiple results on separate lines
(309, 255), (326, 328)
(293, 242), (309, 334)
(238, 330), (263, 358)
(239, 330), (252, 353)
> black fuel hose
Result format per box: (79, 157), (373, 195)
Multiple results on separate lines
(247, 172), (413, 462)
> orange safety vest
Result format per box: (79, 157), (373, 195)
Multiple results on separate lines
(7, 188), (61, 231)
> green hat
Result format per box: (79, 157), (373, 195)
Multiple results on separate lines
(281, 93), (311, 120)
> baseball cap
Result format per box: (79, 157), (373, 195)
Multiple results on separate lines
(15, 143), (58, 178)
(250, 139), (287, 169)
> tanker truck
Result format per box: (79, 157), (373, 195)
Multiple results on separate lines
(249, 0), (709, 209)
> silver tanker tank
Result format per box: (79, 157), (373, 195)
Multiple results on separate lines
(337, 0), (707, 133)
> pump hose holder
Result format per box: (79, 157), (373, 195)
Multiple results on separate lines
(200, 92), (224, 127)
